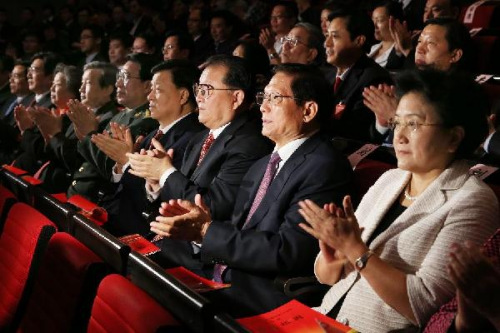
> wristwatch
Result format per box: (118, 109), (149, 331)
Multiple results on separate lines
(355, 250), (374, 271)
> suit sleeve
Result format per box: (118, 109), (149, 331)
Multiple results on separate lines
(200, 154), (353, 275)
(47, 130), (83, 173)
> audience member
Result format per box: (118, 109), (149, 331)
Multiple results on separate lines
(0, 60), (33, 164)
(368, 0), (405, 70)
(296, 0), (321, 27)
(150, 63), (353, 317)
(0, 55), (14, 111)
(187, 6), (214, 66)
(127, 55), (272, 224)
(424, 229), (500, 332)
(210, 10), (240, 55)
(259, 1), (298, 65)
(161, 30), (194, 61)
(280, 22), (325, 66)
(78, 25), (107, 67)
(108, 31), (133, 69)
(232, 39), (270, 91)
(128, 0), (152, 37)
(324, 9), (392, 142)
(301, 69), (498, 332)
(65, 61), (119, 201)
(131, 32), (157, 55)
(97, 60), (204, 236)
(76, 53), (159, 204)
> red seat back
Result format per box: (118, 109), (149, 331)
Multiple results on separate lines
(0, 185), (16, 229)
(460, 1), (500, 29)
(87, 274), (179, 333)
(0, 203), (56, 331)
(354, 159), (394, 199)
(17, 232), (106, 333)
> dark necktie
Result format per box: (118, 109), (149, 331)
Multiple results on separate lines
(197, 132), (215, 166)
(148, 130), (164, 150)
(333, 76), (342, 94)
(212, 152), (282, 283)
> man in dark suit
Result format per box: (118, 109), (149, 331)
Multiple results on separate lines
(0, 55), (14, 112)
(92, 60), (204, 236)
(187, 7), (214, 66)
(12, 52), (61, 173)
(0, 61), (34, 164)
(77, 25), (108, 68)
(127, 55), (273, 223)
(324, 9), (392, 142)
(150, 64), (354, 316)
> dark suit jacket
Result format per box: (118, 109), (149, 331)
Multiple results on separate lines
(160, 133), (354, 316)
(107, 113), (204, 236)
(160, 111), (273, 222)
(192, 32), (214, 66)
(329, 55), (392, 143)
(12, 93), (54, 173)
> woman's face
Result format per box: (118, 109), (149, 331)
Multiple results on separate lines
(393, 92), (460, 174)
(320, 9), (332, 36)
(51, 72), (74, 108)
(372, 6), (391, 42)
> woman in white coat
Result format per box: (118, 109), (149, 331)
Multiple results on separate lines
(299, 69), (499, 332)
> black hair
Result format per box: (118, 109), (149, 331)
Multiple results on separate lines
(109, 31), (133, 49)
(374, 0), (404, 21)
(151, 59), (200, 106)
(273, 1), (299, 20)
(126, 53), (159, 81)
(273, 63), (334, 127)
(164, 29), (194, 54)
(395, 69), (489, 159)
(31, 52), (63, 76)
(328, 9), (374, 53)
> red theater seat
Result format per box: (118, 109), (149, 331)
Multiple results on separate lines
(0, 203), (56, 331)
(460, 0), (500, 29)
(87, 274), (180, 333)
(354, 159), (394, 198)
(17, 232), (107, 333)
(0, 185), (16, 229)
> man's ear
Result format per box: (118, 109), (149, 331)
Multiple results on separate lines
(307, 48), (318, 64)
(302, 101), (319, 124)
(179, 87), (190, 106)
(354, 35), (366, 48)
(450, 48), (463, 64)
(232, 90), (245, 110)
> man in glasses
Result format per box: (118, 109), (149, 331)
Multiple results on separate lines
(149, 63), (353, 316)
(75, 53), (158, 205)
(279, 22), (325, 66)
(127, 54), (271, 233)
(162, 30), (193, 62)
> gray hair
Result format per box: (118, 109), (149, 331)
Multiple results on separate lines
(294, 22), (325, 65)
(83, 61), (118, 90)
(54, 63), (82, 99)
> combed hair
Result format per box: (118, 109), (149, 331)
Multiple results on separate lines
(295, 22), (325, 65)
(273, 63), (333, 127)
(83, 61), (118, 90)
(395, 69), (489, 159)
(328, 9), (374, 53)
(373, 0), (404, 21)
(54, 63), (82, 98)
(31, 52), (63, 76)
(164, 30), (194, 54)
(151, 59), (200, 106)
(126, 53), (158, 81)
(204, 55), (254, 104)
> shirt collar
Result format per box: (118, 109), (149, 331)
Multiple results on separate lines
(159, 112), (192, 134)
(210, 122), (231, 139)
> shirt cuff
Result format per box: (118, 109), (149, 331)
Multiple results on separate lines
(375, 121), (390, 135)
(159, 167), (177, 187)
(145, 182), (161, 202)
(483, 132), (495, 153)
(191, 241), (202, 254)
(111, 162), (130, 183)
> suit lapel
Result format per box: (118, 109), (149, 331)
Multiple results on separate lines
(242, 136), (321, 230)
(182, 130), (208, 176)
(368, 161), (470, 249)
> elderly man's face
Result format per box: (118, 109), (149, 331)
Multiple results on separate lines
(80, 68), (112, 109)
(280, 26), (316, 64)
(195, 64), (240, 129)
(162, 36), (186, 61)
(415, 24), (460, 71)
(116, 61), (149, 109)
(260, 72), (306, 148)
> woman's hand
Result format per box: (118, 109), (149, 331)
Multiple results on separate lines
(299, 195), (364, 257)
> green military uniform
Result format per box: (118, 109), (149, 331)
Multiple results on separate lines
(67, 101), (118, 202)
(72, 102), (158, 203)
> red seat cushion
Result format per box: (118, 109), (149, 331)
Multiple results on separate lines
(18, 232), (104, 333)
(88, 274), (179, 333)
(0, 203), (56, 330)
(354, 159), (394, 198)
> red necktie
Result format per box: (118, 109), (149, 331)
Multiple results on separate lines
(213, 152), (282, 283)
(334, 76), (342, 93)
(148, 130), (164, 150)
(197, 133), (215, 166)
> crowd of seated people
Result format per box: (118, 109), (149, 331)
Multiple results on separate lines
(1, 0), (500, 332)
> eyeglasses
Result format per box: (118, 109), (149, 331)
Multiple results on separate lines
(28, 66), (44, 74)
(279, 36), (308, 48)
(255, 92), (301, 106)
(388, 118), (442, 132)
(162, 44), (175, 53)
(116, 70), (141, 85)
(193, 83), (238, 98)
(9, 73), (26, 80)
